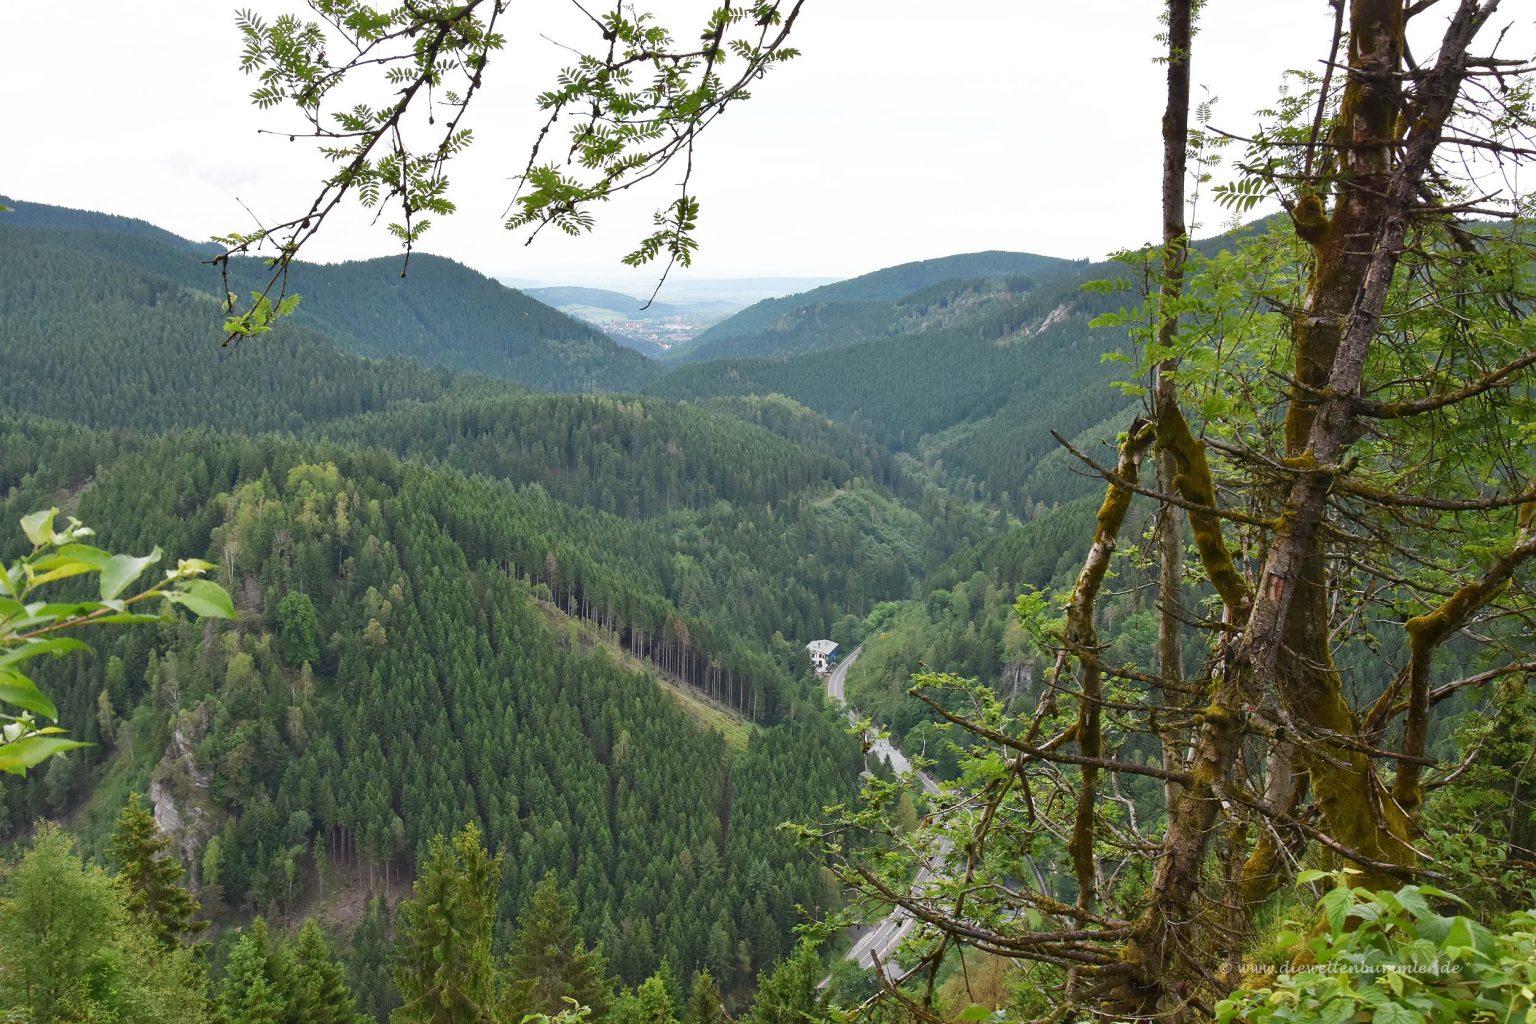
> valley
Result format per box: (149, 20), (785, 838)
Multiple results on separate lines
(4, 12), (1536, 1012)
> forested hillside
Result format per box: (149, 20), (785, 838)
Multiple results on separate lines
(8, 0), (1536, 1010)
(0, 202), (655, 393)
(669, 250), (1077, 362)
(0, 192), (1031, 1020)
(652, 256), (1137, 514)
(0, 413), (871, 1002)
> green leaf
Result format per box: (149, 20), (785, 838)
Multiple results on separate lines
(53, 544), (111, 568)
(1444, 916), (1495, 955)
(1317, 998), (1356, 1024)
(1395, 886), (1432, 921)
(99, 547), (163, 601)
(90, 613), (170, 625)
(956, 1006), (995, 1022)
(0, 735), (88, 775)
(0, 637), (89, 668)
(1322, 887), (1352, 937)
(1296, 869), (1331, 885)
(1372, 1002), (1424, 1024)
(165, 579), (236, 620)
(1414, 885), (1470, 909)
(0, 669), (58, 719)
(24, 555), (101, 587)
(20, 509), (57, 547)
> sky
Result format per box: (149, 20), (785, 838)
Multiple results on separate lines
(3, 3), (1515, 294)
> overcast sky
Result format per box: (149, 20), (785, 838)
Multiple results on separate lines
(5, 3), (1514, 293)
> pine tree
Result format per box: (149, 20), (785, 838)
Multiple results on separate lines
(610, 964), (683, 1024)
(290, 919), (368, 1024)
(392, 823), (500, 1024)
(739, 943), (824, 1024)
(350, 897), (400, 1023)
(686, 971), (727, 1024)
(503, 871), (615, 1023)
(220, 921), (289, 1024)
(108, 791), (206, 947)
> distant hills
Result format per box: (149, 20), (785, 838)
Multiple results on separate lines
(523, 286), (692, 320)
(666, 250), (1081, 363)
(3, 195), (1282, 519)
(0, 194), (221, 254)
(521, 286), (732, 357)
(0, 198), (656, 393)
(646, 250), (1145, 513)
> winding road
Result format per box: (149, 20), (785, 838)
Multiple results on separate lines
(824, 646), (944, 979)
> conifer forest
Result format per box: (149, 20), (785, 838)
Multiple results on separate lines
(2, 2), (1535, 1022)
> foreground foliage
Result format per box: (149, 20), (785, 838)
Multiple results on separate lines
(1217, 883), (1536, 1024)
(1, 509), (235, 775)
(812, 2), (1536, 1021)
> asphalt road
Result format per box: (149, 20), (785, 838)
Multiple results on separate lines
(823, 645), (944, 978)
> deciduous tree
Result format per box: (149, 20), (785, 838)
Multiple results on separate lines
(812, 1), (1536, 1020)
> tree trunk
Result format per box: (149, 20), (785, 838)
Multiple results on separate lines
(1118, 1), (1496, 1012)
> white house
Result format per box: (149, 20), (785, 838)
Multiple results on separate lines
(806, 639), (839, 674)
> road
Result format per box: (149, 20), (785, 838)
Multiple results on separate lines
(823, 645), (944, 979)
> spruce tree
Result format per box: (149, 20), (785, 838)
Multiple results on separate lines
(108, 791), (206, 947)
(392, 823), (500, 1024)
(686, 971), (728, 1024)
(350, 897), (400, 1022)
(290, 919), (368, 1024)
(218, 919), (287, 1024)
(739, 943), (825, 1024)
(503, 871), (614, 1023)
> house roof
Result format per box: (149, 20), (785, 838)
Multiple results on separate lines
(806, 639), (838, 656)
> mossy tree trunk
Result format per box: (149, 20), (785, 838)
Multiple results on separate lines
(1122, 0), (1502, 1011)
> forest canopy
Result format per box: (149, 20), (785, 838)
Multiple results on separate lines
(3, 2), (1536, 1024)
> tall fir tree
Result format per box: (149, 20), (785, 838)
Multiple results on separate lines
(392, 823), (501, 1024)
(739, 943), (825, 1024)
(290, 919), (369, 1024)
(218, 918), (288, 1024)
(351, 897), (401, 1022)
(108, 791), (207, 947)
(686, 971), (728, 1024)
(503, 871), (615, 1023)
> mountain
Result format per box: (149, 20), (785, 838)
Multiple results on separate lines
(667, 250), (1080, 362)
(0, 199), (1009, 1008)
(282, 256), (659, 390)
(0, 199), (657, 393)
(651, 253), (1136, 516)
(523, 286), (689, 319)
(523, 285), (747, 358)
(0, 223), (484, 434)
(0, 194), (220, 253)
